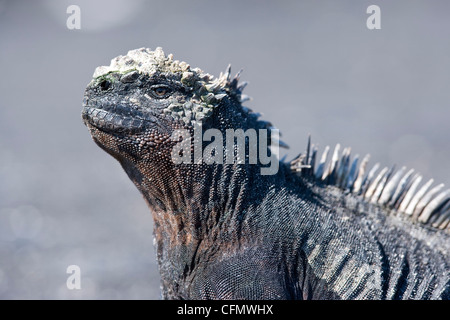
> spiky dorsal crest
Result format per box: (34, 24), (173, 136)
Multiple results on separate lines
(291, 136), (450, 230)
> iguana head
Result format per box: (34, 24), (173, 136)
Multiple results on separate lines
(81, 47), (257, 160)
(82, 47), (281, 211)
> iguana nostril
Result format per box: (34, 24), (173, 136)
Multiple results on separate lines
(99, 79), (111, 90)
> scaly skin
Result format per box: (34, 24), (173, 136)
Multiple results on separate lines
(82, 48), (449, 299)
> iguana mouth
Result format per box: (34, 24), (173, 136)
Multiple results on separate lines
(82, 106), (152, 134)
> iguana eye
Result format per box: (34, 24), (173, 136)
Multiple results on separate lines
(150, 84), (173, 99)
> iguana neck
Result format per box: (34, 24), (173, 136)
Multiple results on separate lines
(127, 158), (279, 236)
(120, 154), (291, 297)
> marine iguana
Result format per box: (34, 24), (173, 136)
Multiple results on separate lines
(82, 48), (449, 300)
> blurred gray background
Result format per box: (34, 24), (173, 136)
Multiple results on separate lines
(0, 0), (449, 299)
